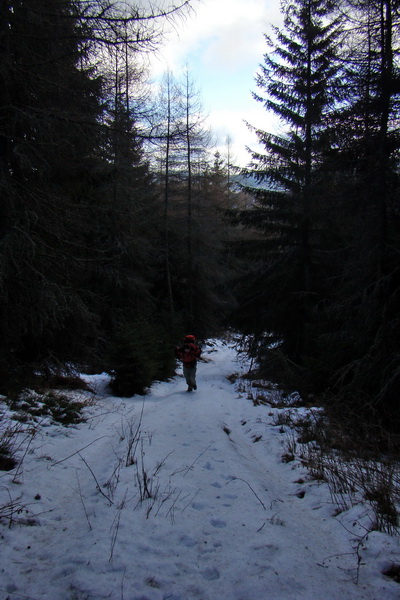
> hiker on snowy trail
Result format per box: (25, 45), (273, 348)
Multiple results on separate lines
(175, 334), (201, 392)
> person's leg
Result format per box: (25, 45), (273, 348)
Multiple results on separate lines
(183, 365), (197, 391)
(183, 365), (192, 390)
(188, 365), (197, 390)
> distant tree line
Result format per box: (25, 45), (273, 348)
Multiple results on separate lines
(228, 0), (400, 435)
(0, 0), (244, 396)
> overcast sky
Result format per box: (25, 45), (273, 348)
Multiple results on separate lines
(150, 0), (283, 166)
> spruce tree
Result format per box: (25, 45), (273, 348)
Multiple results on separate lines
(0, 0), (105, 383)
(321, 0), (400, 431)
(229, 0), (343, 388)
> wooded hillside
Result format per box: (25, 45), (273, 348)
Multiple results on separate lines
(1, 0), (399, 440)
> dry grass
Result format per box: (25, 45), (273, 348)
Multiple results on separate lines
(237, 376), (400, 536)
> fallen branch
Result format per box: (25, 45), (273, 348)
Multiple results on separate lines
(228, 477), (267, 510)
(49, 436), (108, 467)
(78, 452), (114, 505)
(76, 472), (92, 531)
(179, 444), (211, 478)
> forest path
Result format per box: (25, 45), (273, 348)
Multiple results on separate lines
(0, 341), (397, 599)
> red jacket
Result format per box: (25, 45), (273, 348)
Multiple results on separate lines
(175, 342), (201, 366)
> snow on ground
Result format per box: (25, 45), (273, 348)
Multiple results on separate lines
(0, 339), (399, 600)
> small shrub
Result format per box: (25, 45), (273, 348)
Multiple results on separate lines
(40, 392), (86, 425)
(364, 475), (399, 535)
(273, 410), (294, 427)
(282, 452), (295, 463)
(227, 373), (239, 383)
(0, 422), (30, 472)
(39, 374), (91, 392)
(0, 448), (17, 471)
(6, 390), (86, 425)
(108, 315), (176, 397)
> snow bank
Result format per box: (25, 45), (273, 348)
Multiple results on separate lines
(0, 339), (399, 599)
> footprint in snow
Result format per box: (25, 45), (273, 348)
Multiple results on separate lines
(201, 567), (220, 581)
(179, 535), (197, 548)
(192, 502), (207, 511)
(223, 493), (238, 500)
(222, 474), (236, 481)
(210, 518), (226, 528)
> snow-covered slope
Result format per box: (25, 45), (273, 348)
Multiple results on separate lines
(1, 340), (399, 599)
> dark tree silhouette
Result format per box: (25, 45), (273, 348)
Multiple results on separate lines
(228, 0), (343, 388)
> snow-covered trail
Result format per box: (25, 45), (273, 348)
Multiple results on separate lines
(1, 340), (399, 600)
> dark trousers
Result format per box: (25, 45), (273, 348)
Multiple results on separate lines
(183, 363), (197, 388)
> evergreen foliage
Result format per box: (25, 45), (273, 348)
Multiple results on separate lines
(108, 312), (176, 397)
(7, 0), (399, 437)
(0, 0), (105, 381)
(228, 0), (344, 383)
(320, 0), (400, 430)
(0, 0), (240, 396)
(228, 0), (400, 434)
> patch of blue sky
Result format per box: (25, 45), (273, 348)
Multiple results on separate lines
(149, 0), (283, 164)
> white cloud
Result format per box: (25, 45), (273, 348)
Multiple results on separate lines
(152, 0), (279, 74)
(148, 0), (283, 165)
(207, 103), (282, 167)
